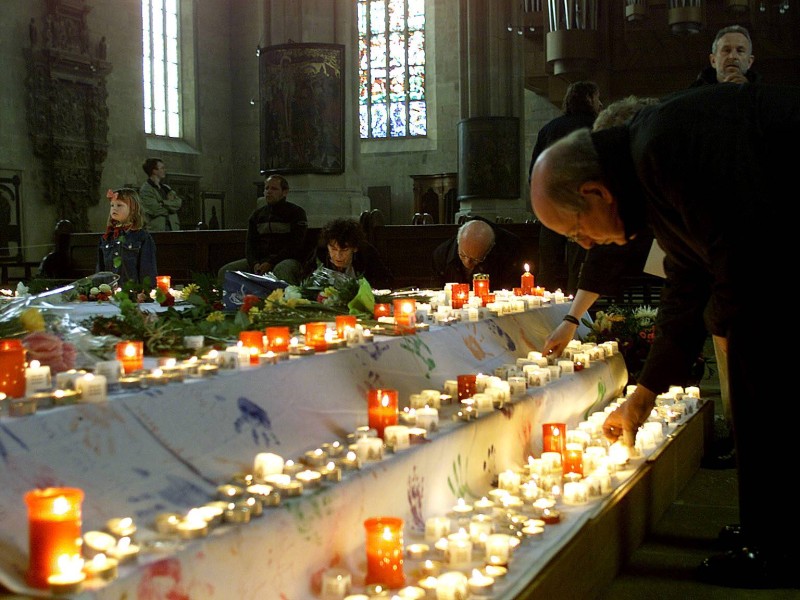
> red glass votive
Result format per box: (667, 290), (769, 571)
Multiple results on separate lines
(534, 286), (545, 297)
(374, 303), (391, 319)
(451, 283), (470, 309)
(335, 315), (357, 339)
(364, 516), (405, 589)
(367, 388), (399, 438)
(513, 287), (523, 296)
(457, 374), (477, 401)
(563, 443), (584, 476)
(265, 326), (290, 353)
(393, 299), (416, 334)
(156, 275), (171, 293)
(305, 322), (328, 352)
(521, 266), (534, 295)
(25, 487), (84, 589)
(542, 423), (567, 455)
(0, 338), (27, 398)
(473, 276), (490, 299)
(239, 330), (265, 364)
(115, 341), (144, 374)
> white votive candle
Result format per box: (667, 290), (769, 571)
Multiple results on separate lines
(76, 373), (107, 403)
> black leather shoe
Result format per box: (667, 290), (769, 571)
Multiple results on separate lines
(697, 547), (800, 589)
(717, 524), (744, 549)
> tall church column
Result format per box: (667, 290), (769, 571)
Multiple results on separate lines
(457, 0), (528, 222)
(262, 0), (369, 227)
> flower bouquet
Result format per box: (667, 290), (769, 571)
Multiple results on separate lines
(582, 305), (657, 382)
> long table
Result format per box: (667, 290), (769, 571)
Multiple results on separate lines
(0, 304), (637, 598)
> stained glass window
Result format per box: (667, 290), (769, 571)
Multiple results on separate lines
(358, 0), (426, 139)
(142, 0), (181, 137)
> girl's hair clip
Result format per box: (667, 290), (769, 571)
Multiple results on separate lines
(106, 189), (119, 201)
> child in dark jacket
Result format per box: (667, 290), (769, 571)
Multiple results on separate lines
(97, 188), (158, 286)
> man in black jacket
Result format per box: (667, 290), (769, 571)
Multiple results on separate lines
(432, 217), (523, 291)
(530, 83), (798, 589)
(218, 174), (307, 284)
(527, 81), (601, 294)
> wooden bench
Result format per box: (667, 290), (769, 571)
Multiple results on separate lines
(368, 222), (541, 289)
(36, 220), (542, 290)
(37, 222), (320, 285)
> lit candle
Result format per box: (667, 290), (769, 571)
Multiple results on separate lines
(335, 314), (357, 340)
(542, 422), (567, 455)
(25, 359), (52, 396)
(47, 554), (85, 595)
(156, 275), (171, 293)
(0, 338), (26, 398)
(367, 388), (399, 438)
(436, 571), (468, 600)
(456, 374), (477, 401)
(75, 373), (107, 403)
(24, 487), (84, 589)
(253, 452), (285, 480)
(305, 322), (329, 352)
(94, 359), (123, 388)
(373, 303), (391, 319)
(108, 536), (140, 564)
(563, 442), (585, 476)
(321, 567), (351, 600)
(83, 552), (118, 582)
(265, 326), (291, 353)
(105, 516), (136, 539)
(239, 330), (265, 363)
(295, 469), (322, 488)
(485, 533), (513, 567)
(472, 274), (490, 302)
(467, 568), (495, 596)
(451, 283), (470, 310)
(521, 263), (534, 295)
(364, 516), (405, 588)
(393, 298), (417, 334)
(115, 341), (143, 374)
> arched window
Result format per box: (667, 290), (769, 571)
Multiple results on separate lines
(358, 0), (427, 139)
(142, 0), (181, 137)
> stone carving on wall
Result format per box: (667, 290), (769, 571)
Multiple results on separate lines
(24, 0), (112, 232)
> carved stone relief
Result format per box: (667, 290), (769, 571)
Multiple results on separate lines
(24, 0), (112, 232)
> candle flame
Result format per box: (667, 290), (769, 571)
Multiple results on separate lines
(56, 553), (84, 577)
(92, 553), (108, 568)
(29, 359), (41, 369)
(524, 263), (530, 273)
(381, 526), (394, 541)
(52, 495), (71, 515)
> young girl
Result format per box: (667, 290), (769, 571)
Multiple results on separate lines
(97, 188), (158, 285)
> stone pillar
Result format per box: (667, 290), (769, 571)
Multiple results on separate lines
(457, 0), (528, 223)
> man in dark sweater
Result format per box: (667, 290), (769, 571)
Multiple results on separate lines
(690, 24), (761, 87)
(530, 83), (799, 589)
(218, 174), (307, 284)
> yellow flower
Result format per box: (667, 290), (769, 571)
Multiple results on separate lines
(267, 289), (285, 303)
(206, 311), (225, 322)
(21, 308), (45, 332)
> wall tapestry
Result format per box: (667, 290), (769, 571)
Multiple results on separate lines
(259, 43), (344, 175)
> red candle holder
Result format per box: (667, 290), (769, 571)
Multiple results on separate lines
(374, 303), (391, 319)
(364, 516), (405, 589)
(305, 322), (328, 352)
(542, 422), (567, 455)
(513, 287), (523, 296)
(115, 341), (144, 374)
(457, 374), (477, 401)
(367, 388), (399, 438)
(156, 275), (171, 293)
(451, 283), (470, 309)
(473, 275), (490, 299)
(563, 443), (584, 477)
(393, 299), (416, 335)
(265, 326), (290, 353)
(335, 315), (357, 339)
(0, 338), (27, 398)
(521, 264), (534, 295)
(25, 487), (84, 589)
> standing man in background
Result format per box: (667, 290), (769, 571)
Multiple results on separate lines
(691, 24), (760, 86)
(528, 81), (601, 294)
(139, 157), (182, 231)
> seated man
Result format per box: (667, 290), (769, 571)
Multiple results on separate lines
(432, 217), (523, 291)
(218, 174), (307, 285)
(304, 217), (393, 290)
